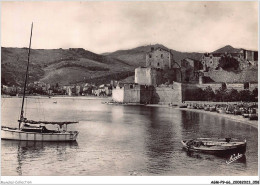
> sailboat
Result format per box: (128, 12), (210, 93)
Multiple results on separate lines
(1, 23), (79, 141)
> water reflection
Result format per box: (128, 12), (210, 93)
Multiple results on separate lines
(185, 149), (247, 165)
(181, 111), (200, 134)
(144, 107), (176, 174)
(2, 140), (78, 176)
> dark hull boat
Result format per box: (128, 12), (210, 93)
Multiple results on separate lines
(181, 138), (246, 155)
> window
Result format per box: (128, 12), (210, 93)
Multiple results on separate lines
(149, 54), (152, 58)
(157, 63), (160, 67)
(130, 85), (133, 89)
(161, 54), (163, 58)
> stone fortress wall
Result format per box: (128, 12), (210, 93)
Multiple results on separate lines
(113, 46), (258, 104)
(135, 67), (163, 86)
(152, 82), (183, 104)
(112, 83), (154, 103)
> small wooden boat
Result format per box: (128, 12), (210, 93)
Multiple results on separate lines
(209, 107), (216, 112)
(204, 107), (210, 111)
(249, 114), (258, 120)
(234, 109), (242, 115)
(217, 108), (226, 114)
(243, 113), (249, 118)
(181, 138), (246, 155)
(168, 103), (178, 107)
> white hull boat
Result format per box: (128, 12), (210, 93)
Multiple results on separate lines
(1, 23), (79, 142)
(1, 127), (78, 141)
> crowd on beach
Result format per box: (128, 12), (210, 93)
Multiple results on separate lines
(177, 102), (258, 121)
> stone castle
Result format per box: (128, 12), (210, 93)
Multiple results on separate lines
(112, 46), (258, 104)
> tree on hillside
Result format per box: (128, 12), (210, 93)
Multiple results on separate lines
(215, 87), (228, 102)
(227, 88), (239, 102)
(218, 55), (239, 71)
(204, 86), (215, 101)
(239, 90), (251, 102)
(250, 88), (258, 102)
(194, 88), (205, 101)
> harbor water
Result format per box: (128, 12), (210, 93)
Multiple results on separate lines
(1, 97), (258, 176)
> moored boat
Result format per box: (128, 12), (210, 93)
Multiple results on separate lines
(1, 23), (79, 142)
(249, 114), (258, 120)
(1, 125), (78, 141)
(181, 138), (246, 155)
(179, 105), (187, 108)
(209, 106), (216, 112)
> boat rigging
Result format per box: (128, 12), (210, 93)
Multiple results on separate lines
(1, 23), (79, 141)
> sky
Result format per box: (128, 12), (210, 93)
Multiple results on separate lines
(1, 1), (258, 54)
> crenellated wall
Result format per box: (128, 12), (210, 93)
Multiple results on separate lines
(112, 86), (124, 102)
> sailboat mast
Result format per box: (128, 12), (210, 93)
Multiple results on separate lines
(19, 23), (33, 129)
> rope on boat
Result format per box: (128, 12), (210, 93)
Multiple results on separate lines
(25, 97), (28, 118)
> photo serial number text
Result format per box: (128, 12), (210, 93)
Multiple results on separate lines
(211, 180), (259, 184)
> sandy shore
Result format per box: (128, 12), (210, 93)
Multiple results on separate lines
(146, 104), (258, 129)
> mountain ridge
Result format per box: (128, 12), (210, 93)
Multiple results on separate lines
(1, 44), (250, 86)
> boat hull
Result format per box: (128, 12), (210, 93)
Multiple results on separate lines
(1, 127), (78, 141)
(181, 140), (246, 155)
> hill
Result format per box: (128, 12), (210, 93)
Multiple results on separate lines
(104, 44), (203, 67)
(1, 47), (135, 86)
(213, 45), (242, 53)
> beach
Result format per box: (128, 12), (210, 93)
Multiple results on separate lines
(146, 104), (258, 129)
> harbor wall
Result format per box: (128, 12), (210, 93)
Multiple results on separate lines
(113, 82), (258, 103)
(112, 87), (124, 102)
(152, 82), (183, 103)
(112, 84), (153, 103)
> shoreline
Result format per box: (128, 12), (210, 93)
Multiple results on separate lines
(146, 104), (258, 129)
(1, 95), (111, 100)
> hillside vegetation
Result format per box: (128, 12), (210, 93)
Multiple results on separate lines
(104, 44), (203, 67)
(1, 44), (257, 86)
(1, 47), (134, 86)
